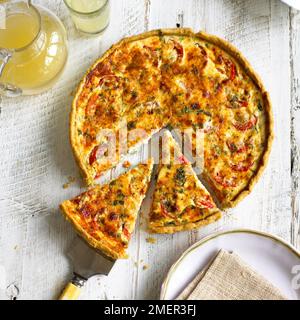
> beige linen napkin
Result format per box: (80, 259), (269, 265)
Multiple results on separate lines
(176, 249), (287, 300)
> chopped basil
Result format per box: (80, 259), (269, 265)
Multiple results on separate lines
(113, 199), (124, 206)
(258, 101), (263, 111)
(131, 90), (138, 98)
(166, 124), (174, 131)
(181, 104), (211, 117)
(196, 109), (212, 117)
(162, 199), (177, 212)
(127, 121), (136, 130)
(164, 221), (176, 226)
(174, 167), (186, 186)
(109, 180), (116, 186)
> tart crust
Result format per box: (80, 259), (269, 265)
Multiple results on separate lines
(70, 28), (273, 210)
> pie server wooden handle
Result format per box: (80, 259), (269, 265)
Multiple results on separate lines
(58, 274), (86, 300)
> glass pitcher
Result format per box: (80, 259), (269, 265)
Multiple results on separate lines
(0, 1), (68, 96)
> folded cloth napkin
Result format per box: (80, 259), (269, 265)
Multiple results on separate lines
(176, 249), (287, 300)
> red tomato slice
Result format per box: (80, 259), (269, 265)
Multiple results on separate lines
(213, 173), (237, 188)
(233, 116), (257, 131)
(230, 64), (237, 81)
(178, 155), (189, 165)
(227, 142), (249, 154)
(226, 100), (248, 109)
(89, 143), (108, 165)
(98, 75), (119, 87)
(86, 93), (98, 115)
(89, 146), (98, 165)
(123, 226), (131, 240)
(79, 206), (92, 218)
(170, 39), (183, 61)
(231, 160), (254, 172)
(197, 200), (214, 209)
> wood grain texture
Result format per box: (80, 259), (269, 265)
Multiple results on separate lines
(0, 0), (298, 300)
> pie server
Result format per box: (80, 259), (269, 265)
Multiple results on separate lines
(58, 236), (116, 300)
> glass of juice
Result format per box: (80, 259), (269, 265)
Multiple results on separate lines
(63, 0), (110, 36)
(0, 1), (68, 96)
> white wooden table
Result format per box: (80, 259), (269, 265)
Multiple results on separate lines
(0, 0), (300, 300)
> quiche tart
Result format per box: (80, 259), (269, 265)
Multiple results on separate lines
(60, 159), (153, 259)
(149, 131), (221, 233)
(70, 28), (273, 209)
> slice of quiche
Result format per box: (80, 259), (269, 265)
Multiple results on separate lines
(149, 132), (221, 234)
(60, 159), (153, 259)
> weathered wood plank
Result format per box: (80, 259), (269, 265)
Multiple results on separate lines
(290, 7), (300, 249)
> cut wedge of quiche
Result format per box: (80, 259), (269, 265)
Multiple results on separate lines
(149, 132), (221, 233)
(60, 159), (153, 259)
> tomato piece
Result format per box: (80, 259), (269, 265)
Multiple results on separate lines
(230, 64), (237, 81)
(79, 206), (92, 218)
(233, 116), (257, 131)
(178, 155), (189, 165)
(123, 226), (131, 240)
(98, 75), (119, 87)
(231, 160), (254, 172)
(86, 93), (98, 115)
(227, 142), (249, 154)
(170, 39), (183, 61)
(94, 172), (102, 180)
(89, 146), (98, 165)
(86, 62), (112, 84)
(89, 143), (109, 166)
(213, 173), (237, 188)
(226, 100), (248, 109)
(197, 200), (215, 209)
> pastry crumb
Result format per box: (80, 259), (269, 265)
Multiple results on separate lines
(146, 237), (156, 244)
(143, 264), (149, 270)
(63, 176), (76, 189)
(123, 161), (131, 168)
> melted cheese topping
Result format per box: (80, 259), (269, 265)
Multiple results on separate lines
(150, 132), (220, 230)
(72, 31), (270, 207)
(60, 160), (153, 259)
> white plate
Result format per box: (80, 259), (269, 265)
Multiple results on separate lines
(281, 0), (300, 10)
(161, 229), (300, 300)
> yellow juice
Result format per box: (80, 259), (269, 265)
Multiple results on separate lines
(0, 5), (68, 94)
(65, 0), (110, 35)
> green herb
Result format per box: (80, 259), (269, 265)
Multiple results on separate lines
(131, 90), (138, 98)
(213, 145), (222, 156)
(164, 221), (176, 226)
(116, 190), (125, 200)
(162, 199), (176, 212)
(174, 167), (186, 186)
(258, 101), (263, 111)
(77, 129), (82, 136)
(197, 109), (212, 117)
(166, 124), (174, 131)
(113, 200), (125, 206)
(127, 121), (136, 130)
(228, 142), (237, 153)
(181, 106), (192, 114)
